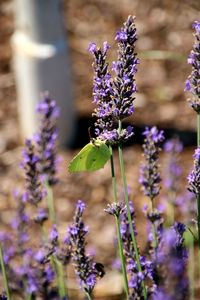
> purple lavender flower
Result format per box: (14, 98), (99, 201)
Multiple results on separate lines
(68, 200), (104, 295)
(163, 138), (183, 205)
(35, 94), (60, 185)
(140, 127), (164, 201)
(112, 15), (139, 121)
(34, 208), (48, 225)
(188, 146), (200, 195)
(49, 224), (58, 246)
(12, 190), (29, 250)
(24, 248), (56, 298)
(89, 41), (117, 144)
(154, 223), (189, 300)
(89, 16), (138, 144)
(164, 139), (183, 183)
(104, 202), (125, 217)
(120, 202), (155, 298)
(185, 21), (200, 113)
(21, 139), (44, 205)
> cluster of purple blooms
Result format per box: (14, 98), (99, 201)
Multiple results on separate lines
(89, 16), (138, 144)
(0, 15), (200, 300)
(185, 21), (200, 113)
(35, 94), (60, 185)
(68, 200), (104, 296)
(153, 223), (189, 300)
(188, 147), (200, 196)
(139, 127), (164, 201)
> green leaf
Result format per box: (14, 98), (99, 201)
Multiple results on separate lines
(68, 140), (111, 172)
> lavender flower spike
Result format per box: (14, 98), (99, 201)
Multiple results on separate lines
(89, 41), (118, 144)
(154, 223), (189, 300)
(89, 16), (138, 144)
(35, 93), (60, 185)
(69, 200), (105, 296)
(120, 202), (155, 298)
(185, 21), (200, 113)
(112, 15), (139, 121)
(21, 139), (44, 205)
(140, 127), (164, 201)
(188, 146), (200, 196)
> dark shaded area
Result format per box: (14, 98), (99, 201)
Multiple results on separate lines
(71, 116), (197, 149)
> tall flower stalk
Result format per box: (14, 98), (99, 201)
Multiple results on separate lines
(139, 127), (164, 252)
(113, 18), (147, 297)
(35, 94), (60, 223)
(185, 21), (200, 268)
(88, 16), (147, 298)
(88, 39), (129, 297)
(0, 244), (11, 300)
(68, 200), (105, 300)
(163, 138), (183, 224)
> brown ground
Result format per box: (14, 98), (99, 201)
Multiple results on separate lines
(0, 0), (199, 299)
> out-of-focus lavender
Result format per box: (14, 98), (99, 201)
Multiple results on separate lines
(163, 138), (183, 201)
(21, 139), (44, 205)
(35, 94), (60, 185)
(153, 223), (189, 300)
(12, 190), (29, 252)
(139, 127), (164, 201)
(22, 248), (56, 298)
(120, 202), (155, 298)
(144, 206), (164, 255)
(188, 147), (200, 196)
(89, 15), (138, 144)
(68, 200), (105, 296)
(185, 21), (200, 113)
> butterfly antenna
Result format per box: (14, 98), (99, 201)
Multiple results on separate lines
(88, 127), (95, 144)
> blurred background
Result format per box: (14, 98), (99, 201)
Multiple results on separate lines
(0, 0), (200, 298)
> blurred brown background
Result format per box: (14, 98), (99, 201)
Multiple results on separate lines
(0, 0), (200, 149)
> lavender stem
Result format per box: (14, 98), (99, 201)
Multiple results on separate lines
(150, 197), (158, 250)
(198, 114), (200, 146)
(109, 146), (129, 297)
(85, 292), (92, 300)
(45, 180), (56, 223)
(118, 121), (147, 299)
(189, 236), (195, 300)
(54, 257), (67, 299)
(0, 244), (11, 300)
(51, 255), (67, 299)
(196, 113), (200, 286)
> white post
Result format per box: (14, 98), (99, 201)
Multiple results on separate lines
(11, 0), (75, 147)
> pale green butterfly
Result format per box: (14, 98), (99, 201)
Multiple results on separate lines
(68, 139), (111, 172)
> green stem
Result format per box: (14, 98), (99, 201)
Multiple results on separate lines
(45, 180), (56, 223)
(151, 198), (158, 251)
(51, 256), (67, 299)
(197, 194), (200, 268)
(109, 146), (129, 298)
(197, 113), (200, 146)
(197, 113), (200, 272)
(117, 121), (147, 299)
(44, 182), (67, 299)
(0, 244), (11, 300)
(189, 235), (194, 300)
(109, 146), (118, 202)
(54, 257), (68, 299)
(85, 292), (92, 300)
(115, 216), (129, 299)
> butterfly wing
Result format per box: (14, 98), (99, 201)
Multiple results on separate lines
(68, 141), (110, 173)
(85, 142), (110, 171)
(68, 143), (92, 172)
